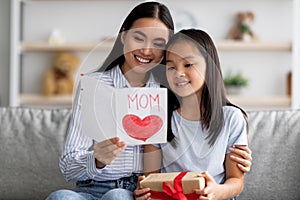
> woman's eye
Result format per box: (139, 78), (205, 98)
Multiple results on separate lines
(134, 36), (144, 42)
(185, 63), (193, 68)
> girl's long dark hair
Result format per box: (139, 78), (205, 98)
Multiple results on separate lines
(97, 2), (174, 72)
(166, 29), (248, 145)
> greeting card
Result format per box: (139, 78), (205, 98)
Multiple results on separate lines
(80, 76), (167, 145)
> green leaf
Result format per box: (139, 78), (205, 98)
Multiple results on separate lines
(224, 72), (248, 87)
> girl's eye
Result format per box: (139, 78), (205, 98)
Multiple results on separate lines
(134, 36), (144, 42)
(167, 66), (175, 71)
(153, 42), (166, 48)
(185, 63), (193, 68)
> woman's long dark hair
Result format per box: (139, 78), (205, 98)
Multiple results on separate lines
(97, 2), (174, 72)
(166, 29), (248, 145)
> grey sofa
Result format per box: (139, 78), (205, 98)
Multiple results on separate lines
(0, 107), (299, 200)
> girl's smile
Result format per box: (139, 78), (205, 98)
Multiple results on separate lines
(175, 79), (190, 87)
(166, 40), (206, 99)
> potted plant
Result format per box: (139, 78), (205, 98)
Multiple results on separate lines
(224, 72), (248, 95)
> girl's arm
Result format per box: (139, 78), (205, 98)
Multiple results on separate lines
(229, 145), (252, 173)
(143, 144), (162, 175)
(196, 153), (244, 200)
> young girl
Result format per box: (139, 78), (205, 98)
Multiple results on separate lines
(135, 29), (249, 200)
(47, 2), (251, 199)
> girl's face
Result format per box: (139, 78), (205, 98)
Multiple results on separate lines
(121, 18), (169, 75)
(166, 40), (206, 99)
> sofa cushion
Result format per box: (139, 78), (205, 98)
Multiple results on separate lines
(239, 109), (300, 199)
(0, 107), (74, 200)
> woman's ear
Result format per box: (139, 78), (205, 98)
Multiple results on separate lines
(121, 28), (126, 44)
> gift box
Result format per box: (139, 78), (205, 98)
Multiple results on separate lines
(140, 172), (205, 200)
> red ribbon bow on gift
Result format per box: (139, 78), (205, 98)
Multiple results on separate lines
(150, 172), (199, 200)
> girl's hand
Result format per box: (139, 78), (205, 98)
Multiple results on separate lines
(229, 145), (252, 173)
(134, 176), (151, 200)
(93, 137), (126, 168)
(195, 171), (221, 200)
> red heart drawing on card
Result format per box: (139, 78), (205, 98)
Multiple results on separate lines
(122, 114), (163, 142)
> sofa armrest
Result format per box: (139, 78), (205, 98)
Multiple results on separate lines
(0, 107), (75, 199)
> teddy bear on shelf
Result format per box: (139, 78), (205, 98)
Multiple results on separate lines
(227, 11), (258, 42)
(43, 51), (79, 96)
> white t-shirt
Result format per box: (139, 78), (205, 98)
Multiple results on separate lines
(158, 106), (248, 184)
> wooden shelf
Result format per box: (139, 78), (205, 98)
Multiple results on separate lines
(217, 40), (292, 51)
(228, 95), (291, 109)
(20, 94), (73, 107)
(20, 40), (114, 52)
(17, 40), (293, 108)
(23, 0), (143, 1)
(20, 40), (292, 52)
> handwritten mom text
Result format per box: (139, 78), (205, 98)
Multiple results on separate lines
(128, 93), (160, 111)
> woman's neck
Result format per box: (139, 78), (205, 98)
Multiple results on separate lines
(121, 66), (149, 87)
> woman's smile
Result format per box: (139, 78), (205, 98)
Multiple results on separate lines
(121, 18), (169, 75)
(134, 55), (152, 64)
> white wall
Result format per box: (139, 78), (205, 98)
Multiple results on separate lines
(159, 0), (293, 97)
(21, 1), (141, 93)
(17, 0), (295, 97)
(0, 0), (10, 106)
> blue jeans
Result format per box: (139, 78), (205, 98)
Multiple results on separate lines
(46, 174), (139, 200)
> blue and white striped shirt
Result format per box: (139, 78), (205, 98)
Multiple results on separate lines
(59, 66), (160, 181)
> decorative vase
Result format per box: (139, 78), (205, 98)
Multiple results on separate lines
(225, 86), (243, 95)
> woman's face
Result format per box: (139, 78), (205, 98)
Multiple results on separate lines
(166, 40), (206, 99)
(121, 18), (169, 75)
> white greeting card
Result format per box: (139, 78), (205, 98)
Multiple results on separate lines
(80, 76), (167, 145)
